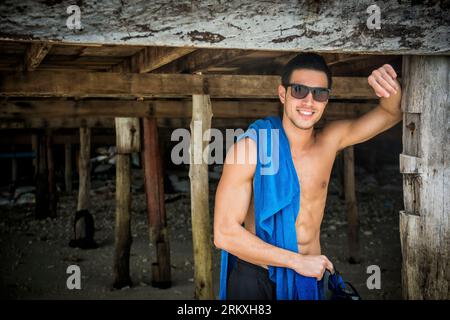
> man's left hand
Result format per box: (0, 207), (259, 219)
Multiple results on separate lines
(368, 64), (400, 98)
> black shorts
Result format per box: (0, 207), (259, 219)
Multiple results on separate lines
(226, 258), (276, 300)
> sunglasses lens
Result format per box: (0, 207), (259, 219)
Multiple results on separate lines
(291, 85), (309, 99)
(313, 88), (330, 102)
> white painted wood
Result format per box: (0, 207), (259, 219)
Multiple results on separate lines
(0, 0), (448, 54)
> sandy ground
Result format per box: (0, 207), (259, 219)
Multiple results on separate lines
(0, 164), (403, 300)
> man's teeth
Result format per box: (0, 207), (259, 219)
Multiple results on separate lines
(299, 110), (313, 115)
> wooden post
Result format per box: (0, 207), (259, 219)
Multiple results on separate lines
(189, 94), (213, 299)
(35, 131), (49, 219)
(113, 117), (140, 289)
(46, 129), (57, 218)
(11, 145), (17, 184)
(65, 143), (72, 193)
(31, 133), (38, 175)
(77, 127), (91, 211)
(344, 146), (360, 264)
(142, 117), (171, 289)
(399, 56), (449, 299)
(113, 153), (132, 289)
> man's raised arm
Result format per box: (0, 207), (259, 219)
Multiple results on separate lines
(324, 64), (402, 151)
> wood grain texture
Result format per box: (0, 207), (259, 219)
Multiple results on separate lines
(0, 71), (376, 99)
(400, 55), (449, 299)
(113, 153), (133, 289)
(0, 99), (375, 119)
(77, 127), (90, 211)
(189, 94), (213, 299)
(143, 117), (171, 288)
(115, 117), (140, 154)
(0, 1), (448, 54)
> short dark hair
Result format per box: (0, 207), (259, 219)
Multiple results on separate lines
(281, 53), (332, 89)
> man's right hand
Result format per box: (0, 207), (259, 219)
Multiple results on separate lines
(291, 254), (334, 280)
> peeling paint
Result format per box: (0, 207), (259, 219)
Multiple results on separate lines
(187, 30), (225, 43)
(0, 0), (448, 54)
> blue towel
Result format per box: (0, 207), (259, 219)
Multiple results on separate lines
(219, 116), (322, 300)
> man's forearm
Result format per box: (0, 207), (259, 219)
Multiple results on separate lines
(215, 224), (299, 269)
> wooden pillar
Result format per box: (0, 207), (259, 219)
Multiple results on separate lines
(77, 127), (90, 211)
(344, 146), (360, 264)
(31, 133), (38, 175)
(113, 117), (140, 289)
(35, 131), (49, 219)
(189, 94), (213, 299)
(399, 56), (449, 299)
(142, 117), (171, 289)
(11, 145), (17, 184)
(46, 130), (57, 218)
(65, 143), (73, 193)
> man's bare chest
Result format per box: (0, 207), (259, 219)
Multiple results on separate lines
(291, 149), (336, 197)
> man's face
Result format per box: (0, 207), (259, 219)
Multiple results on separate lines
(278, 69), (329, 130)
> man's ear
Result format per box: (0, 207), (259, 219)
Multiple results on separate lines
(278, 85), (286, 104)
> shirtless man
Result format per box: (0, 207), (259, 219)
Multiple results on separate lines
(213, 53), (402, 299)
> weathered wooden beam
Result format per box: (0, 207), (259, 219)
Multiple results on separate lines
(0, 100), (376, 130)
(11, 145), (17, 183)
(343, 146), (360, 264)
(77, 127), (90, 211)
(399, 55), (449, 300)
(0, 71), (377, 99)
(189, 94), (213, 300)
(0, 1), (448, 54)
(64, 143), (72, 193)
(21, 42), (52, 71)
(143, 117), (171, 289)
(35, 131), (49, 219)
(46, 129), (57, 218)
(112, 47), (196, 73)
(31, 133), (38, 173)
(153, 49), (253, 73)
(115, 117), (140, 153)
(113, 153), (133, 289)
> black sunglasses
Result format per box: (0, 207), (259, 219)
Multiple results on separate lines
(285, 83), (331, 102)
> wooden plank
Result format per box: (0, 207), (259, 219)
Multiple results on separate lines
(0, 1), (448, 54)
(46, 129), (57, 218)
(112, 47), (196, 73)
(143, 117), (171, 289)
(22, 42), (52, 71)
(77, 127), (90, 211)
(399, 154), (423, 174)
(402, 113), (421, 157)
(115, 117), (140, 154)
(343, 146), (360, 264)
(400, 55), (450, 299)
(11, 145), (17, 183)
(154, 49), (253, 73)
(113, 153), (133, 289)
(0, 99), (376, 119)
(35, 131), (50, 219)
(0, 71), (377, 99)
(65, 143), (72, 193)
(189, 94), (213, 299)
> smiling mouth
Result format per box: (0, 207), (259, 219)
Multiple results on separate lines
(296, 108), (315, 117)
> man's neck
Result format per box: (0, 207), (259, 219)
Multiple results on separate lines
(281, 115), (315, 152)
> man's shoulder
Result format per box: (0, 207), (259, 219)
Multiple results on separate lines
(316, 120), (352, 150)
